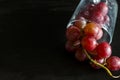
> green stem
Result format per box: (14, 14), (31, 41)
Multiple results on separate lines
(83, 49), (120, 78)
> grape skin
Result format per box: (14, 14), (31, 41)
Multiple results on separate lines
(106, 56), (120, 71)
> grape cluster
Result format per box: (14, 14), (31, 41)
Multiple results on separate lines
(65, 2), (120, 78)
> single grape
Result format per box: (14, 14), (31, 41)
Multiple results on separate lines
(90, 11), (104, 24)
(90, 56), (105, 69)
(65, 41), (76, 52)
(95, 28), (103, 40)
(106, 56), (120, 71)
(66, 26), (81, 41)
(84, 22), (100, 38)
(96, 42), (112, 58)
(95, 2), (108, 16)
(75, 48), (87, 62)
(74, 17), (86, 29)
(81, 36), (97, 51)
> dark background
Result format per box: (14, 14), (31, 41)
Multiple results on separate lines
(0, 0), (120, 80)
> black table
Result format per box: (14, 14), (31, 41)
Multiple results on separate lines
(0, 0), (120, 80)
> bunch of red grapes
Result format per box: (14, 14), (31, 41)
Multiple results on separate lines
(65, 2), (120, 78)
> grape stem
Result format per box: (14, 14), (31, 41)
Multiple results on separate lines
(83, 49), (120, 78)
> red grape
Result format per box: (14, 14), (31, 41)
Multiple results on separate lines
(65, 41), (76, 52)
(90, 56), (105, 69)
(84, 22), (100, 38)
(95, 2), (108, 16)
(96, 42), (112, 58)
(75, 48), (87, 62)
(95, 28), (103, 40)
(66, 26), (81, 41)
(81, 36), (97, 51)
(106, 56), (120, 71)
(74, 17), (86, 29)
(90, 11), (104, 24)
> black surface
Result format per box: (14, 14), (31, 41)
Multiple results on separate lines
(0, 0), (120, 80)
